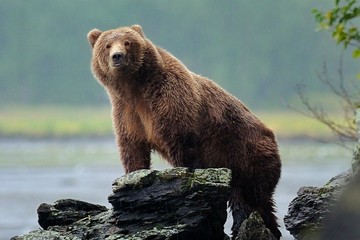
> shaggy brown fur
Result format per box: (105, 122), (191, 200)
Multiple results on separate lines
(87, 25), (282, 239)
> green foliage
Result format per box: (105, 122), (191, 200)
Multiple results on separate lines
(293, 0), (360, 143)
(313, 0), (360, 56)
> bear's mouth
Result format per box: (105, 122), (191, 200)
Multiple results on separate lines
(110, 60), (129, 69)
(111, 62), (124, 68)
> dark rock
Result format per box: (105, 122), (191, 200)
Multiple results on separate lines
(353, 145), (360, 174)
(319, 172), (360, 240)
(284, 169), (352, 239)
(236, 212), (276, 240)
(284, 108), (360, 239)
(109, 167), (232, 240)
(354, 108), (360, 174)
(37, 199), (108, 230)
(12, 167), (232, 240)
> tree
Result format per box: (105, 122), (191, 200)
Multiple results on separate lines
(313, 0), (360, 57)
(291, 0), (360, 145)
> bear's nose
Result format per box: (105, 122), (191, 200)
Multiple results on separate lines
(111, 52), (124, 62)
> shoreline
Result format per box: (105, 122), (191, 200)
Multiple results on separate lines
(0, 134), (354, 144)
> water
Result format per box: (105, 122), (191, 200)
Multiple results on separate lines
(0, 138), (353, 240)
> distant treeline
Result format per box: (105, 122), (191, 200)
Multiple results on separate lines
(0, 1), (354, 109)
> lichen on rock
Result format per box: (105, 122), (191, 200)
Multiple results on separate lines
(236, 212), (276, 240)
(112, 169), (158, 192)
(11, 230), (80, 240)
(193, 168), (232, 187)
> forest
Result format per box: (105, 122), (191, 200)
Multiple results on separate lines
(0, 1), (357, 110)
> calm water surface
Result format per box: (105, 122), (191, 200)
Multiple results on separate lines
(0, 138), (353, 240)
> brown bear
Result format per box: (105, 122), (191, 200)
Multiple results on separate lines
(87, 25), (282, 239)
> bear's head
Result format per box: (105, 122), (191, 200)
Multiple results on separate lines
(87, 25), (146, 81)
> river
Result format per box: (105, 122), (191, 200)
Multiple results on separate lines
(0, 138), (353, 240)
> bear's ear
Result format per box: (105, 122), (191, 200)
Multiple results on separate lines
(87, 29), (103, 48)
(131, 24), (145, 38)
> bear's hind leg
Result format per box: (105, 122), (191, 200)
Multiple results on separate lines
(230, 195), (281, 239)
(229, 186), (281, 240)
(258, 198), (282, 240)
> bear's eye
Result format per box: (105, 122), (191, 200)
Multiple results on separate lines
(124, 41), (130, 47)
(106, 44), (111, 49)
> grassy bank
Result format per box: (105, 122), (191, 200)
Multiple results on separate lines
(0, 105), (335, 139)
(0, 106), (113, 138)
(256, 111), (332, 139)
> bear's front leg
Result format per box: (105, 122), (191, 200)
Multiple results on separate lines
(118, 139), (151, 174)
(110, 97), (152, 174)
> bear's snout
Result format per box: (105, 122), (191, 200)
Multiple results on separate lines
(111, 52), (125, 66)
